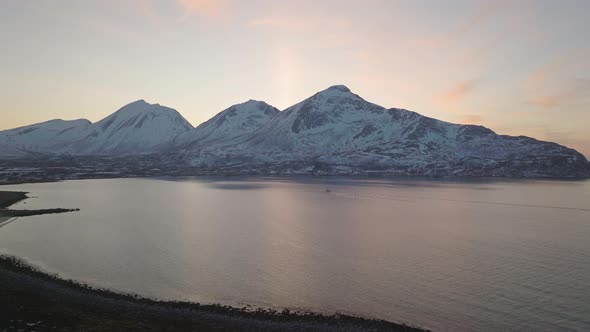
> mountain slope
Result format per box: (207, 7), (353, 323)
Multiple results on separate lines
(175, 100), (279, 149)
(0, 119), (91, 157)
(71, 100), (193, 155)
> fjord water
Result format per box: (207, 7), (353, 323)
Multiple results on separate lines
(1, 178), (589, 331)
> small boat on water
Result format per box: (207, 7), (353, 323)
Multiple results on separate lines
(325, 188), (331, 193)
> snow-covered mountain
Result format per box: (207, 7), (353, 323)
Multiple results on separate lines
(175, 100), (279, 149)
(0, 119), (91, 157)
(71, 100), (193, 155)
(0, 86), (588, 178)
(184, 85), (589, 177)
(0, 100), (193, 157)
(244, 85), (394, 155)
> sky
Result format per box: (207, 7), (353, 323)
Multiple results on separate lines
(1, 0), (589, 157)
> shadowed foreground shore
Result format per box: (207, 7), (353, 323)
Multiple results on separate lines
(0, 191), (427, 331)
(0, 257), (427, 332)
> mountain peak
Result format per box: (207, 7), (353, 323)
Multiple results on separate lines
(239, 99), (267, 107)
(325, 85), (351, 93)
(116, 99), (149, 113)
(128, 99), (148, 105)
(176, 100), (279, 148)
(115, 99), (172, 117)
(74, 99), (192, 155)
(226, 100), (279, 115)
(312, 85), (354, 100)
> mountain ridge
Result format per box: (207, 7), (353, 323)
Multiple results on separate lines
(0, 85), (588, 178)
(174, 99), (279, 149)
(177, 85), (587, 178)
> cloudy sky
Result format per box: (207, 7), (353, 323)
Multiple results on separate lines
(1, 0), (589, 157)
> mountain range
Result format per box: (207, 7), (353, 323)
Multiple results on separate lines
(1, 85), (588, 178)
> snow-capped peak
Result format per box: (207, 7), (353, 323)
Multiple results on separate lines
(311, 85), (356, 100)
(71, 100), (193, 155)
(176, 99), (279, 149)
(175, 99), (280, 148)
(229, 99), (279, 113)
(324, 84), (351, 93)
(0, 118), (92, 156)
(108, 99), (160, 118)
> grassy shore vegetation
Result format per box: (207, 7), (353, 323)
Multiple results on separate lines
(0, 191), (427, 331)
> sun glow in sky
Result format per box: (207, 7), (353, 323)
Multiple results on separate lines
(1, 0), (589, 157)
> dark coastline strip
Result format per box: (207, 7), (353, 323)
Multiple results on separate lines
(0, 208), (80, 217)
(0, 191), (28, 208)
(0, 191), (79, 218)
(0, 255), (428, 331)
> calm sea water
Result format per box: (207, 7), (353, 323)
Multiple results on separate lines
(1, 177), (589, 331)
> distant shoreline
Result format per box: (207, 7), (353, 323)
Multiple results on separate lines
(0, 191), (428, 331)
(2, 171), (589, 188)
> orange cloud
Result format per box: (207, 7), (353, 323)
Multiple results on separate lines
(248, 14), (351, 31)
(248, 18), (287, 28)
(177, 0), (228, 18)
(526, 79), (590, 108)
(526, 95), (563, 108)
(457, 114), (483, 124)
(432, 80), (481, 123)
(247, 12), (357, 50)
(437, 80), (479, 105)
(416, 0), (512, 49)
(134, 0), (156, 19)
(525, 49), (590, 108)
